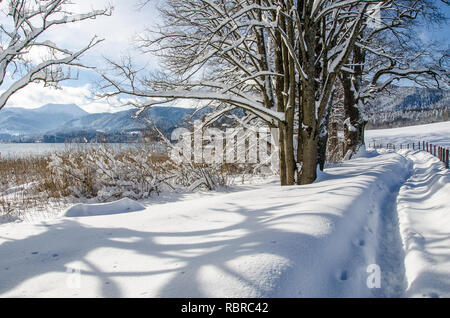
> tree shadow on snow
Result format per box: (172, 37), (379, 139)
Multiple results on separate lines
(0, 198), (348, 297)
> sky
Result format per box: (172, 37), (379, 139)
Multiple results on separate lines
(0, 0), (449, 114)
(0, 0), (163, 113)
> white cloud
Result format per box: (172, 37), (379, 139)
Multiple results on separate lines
(2, 82), (129, 113)
(0, 0), (161, 70)
(34, 0), (162, 68)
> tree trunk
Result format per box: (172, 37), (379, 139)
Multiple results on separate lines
(297, 81), (318, 185)
(274, 19), (287, 186)
(342, 46), (366, 159)
(317, 103), (330, 171)
(278, 123), (287, 185)
(299, 129), (318, 185)
(284, 7), (296, 186)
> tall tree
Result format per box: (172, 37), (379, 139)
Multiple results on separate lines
(338, 0), (449, 159)
(99, 0), (375, 186)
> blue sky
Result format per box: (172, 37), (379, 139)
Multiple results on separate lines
(1, 0), (449, 114)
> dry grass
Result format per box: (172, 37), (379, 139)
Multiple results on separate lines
(0, 144), (271, 219)
(0, 156), (48, 190)
(0, 155), (65, 218)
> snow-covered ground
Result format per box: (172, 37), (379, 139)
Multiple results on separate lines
(397, 150), (450, 298)
(365, 121), (450, 148)
(0, 122), (448, 298)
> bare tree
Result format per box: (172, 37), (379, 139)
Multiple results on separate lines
(0, 0), (111, 111)
(338, 0), (449, 159)
(99, 0), (382, 185)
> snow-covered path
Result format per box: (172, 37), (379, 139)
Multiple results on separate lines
(373, 176), (407, 298)
(396, 150), (450, 298)
(0, 149), (448, 298)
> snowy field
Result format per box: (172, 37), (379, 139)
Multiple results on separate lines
(0, 122), (448, 298)
(365, 121), (450, 148)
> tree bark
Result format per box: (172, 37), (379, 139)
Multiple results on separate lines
(341, 46), (367, 159)
(284, 5), (296, 186)
(274, 15), (287, 186)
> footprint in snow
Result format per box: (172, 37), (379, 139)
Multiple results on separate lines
(364, 226), (373, 234)
(352, 239), (366, 247)
(340, 271), (348, 281)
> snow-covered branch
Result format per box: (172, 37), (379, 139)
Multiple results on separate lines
(0, 0), (112, 110)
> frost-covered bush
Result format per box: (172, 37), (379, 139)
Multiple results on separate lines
(47, 151), (97, 199)
(48, 146), (162, 201)
(0, 145), (236, 220)
(46, 145), (230, 202)
(89, 147), (162, 201)
(169, 162), (229, 191)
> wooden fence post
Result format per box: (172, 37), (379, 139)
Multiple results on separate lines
(445, 149), (448, 169)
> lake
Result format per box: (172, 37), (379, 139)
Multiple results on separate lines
(0, 143), (162, 158)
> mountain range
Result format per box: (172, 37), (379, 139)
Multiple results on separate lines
(365, 86), (449, 128)
(0, 104), (89, 136)
(0, 103), (198, 141)
(0, 85), (448, 141)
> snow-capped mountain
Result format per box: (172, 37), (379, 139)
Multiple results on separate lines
(0, 104), (89, 135)
(57, 106), (197, 134)
(32, 103), (89, 117)
(0, 103), (200, 140)
(1, 85), (447, 139)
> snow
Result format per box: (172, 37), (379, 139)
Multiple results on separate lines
(64, 198), (146, 217)
(343, 117), (357, 132)
(0, 122), (448, 298)
(351, 145), (377, 159)
(0, 152), (414, 297)
(396, 150), (450, 298)
(366, 121), (450, 148)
